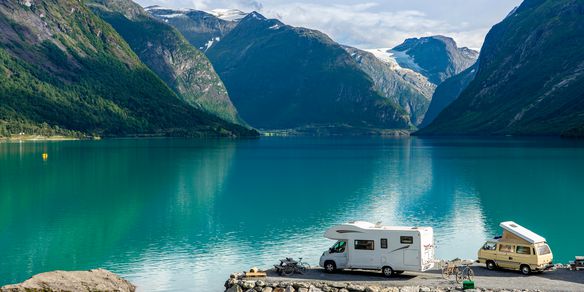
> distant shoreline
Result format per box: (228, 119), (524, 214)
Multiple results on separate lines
(0, 135), (83, 142)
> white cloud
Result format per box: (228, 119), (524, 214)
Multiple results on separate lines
(136, 0), (523, 50)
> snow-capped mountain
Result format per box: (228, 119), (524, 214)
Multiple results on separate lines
(348, 47), (436, 125)
(391, 36), (478, 84)
(146, 5), (246, 51)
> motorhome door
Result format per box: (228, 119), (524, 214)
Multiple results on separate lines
(400, 235), (420, 266)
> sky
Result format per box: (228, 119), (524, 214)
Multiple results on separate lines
(135, 0), (523, 50)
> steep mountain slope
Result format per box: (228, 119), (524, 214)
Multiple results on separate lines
(391, 36), (478, 84)
(145, 6), (241, 52)
(0, 0), (255, 137)
(87, 0), (243, 125)
(206, 12), (411, 131)
(419, 63), (477, 128)
(344, 47), (436, 126)
(418, 0), (584, 136)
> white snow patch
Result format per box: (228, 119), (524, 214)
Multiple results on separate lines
(269, 24), (281, 30)
(204, 37), (221, 51)
(388, 49), (424, 73)
(207, 9), (248, 21)
(159, 13), (186, 18)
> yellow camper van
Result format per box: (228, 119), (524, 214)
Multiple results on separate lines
(477, 221), (553, 275)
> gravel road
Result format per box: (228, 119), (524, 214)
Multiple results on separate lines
(264, 265), (584, 292)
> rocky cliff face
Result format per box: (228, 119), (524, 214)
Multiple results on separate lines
(419, 63), (478, 128)
(418, 0), (584, 136)
(391, 36), (478, 85)
(88, 0), (244, 125)
(0, 0), (254, 137)
(344, 47), (436, 126)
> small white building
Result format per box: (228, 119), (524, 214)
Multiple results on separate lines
(319, 221), (435, 276)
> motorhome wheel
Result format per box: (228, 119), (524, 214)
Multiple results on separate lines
(520, 264), (531, 275)
(382, 266), (394, 277)
(324, 261), (336, 273)
(486, 260), (496, 270)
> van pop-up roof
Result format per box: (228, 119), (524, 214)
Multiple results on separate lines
(499, 221), (546, 244)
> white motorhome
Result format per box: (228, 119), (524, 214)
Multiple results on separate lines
(319, 221), (435, 277)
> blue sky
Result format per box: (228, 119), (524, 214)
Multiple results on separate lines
(135, 0), (523, 50)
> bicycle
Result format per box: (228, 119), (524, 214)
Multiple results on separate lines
(456, 262), (474, 283)
(296, 257), (311, 274)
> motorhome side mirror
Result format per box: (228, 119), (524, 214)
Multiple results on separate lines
(329, 248), (333, 253)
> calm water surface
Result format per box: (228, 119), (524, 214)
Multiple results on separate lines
(1, 137), (583, 291)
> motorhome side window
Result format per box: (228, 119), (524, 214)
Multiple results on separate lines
(354, 240), (374, 250)
(516, 246), (531, 255)
(381, 238), (388, 249)
(499, 244), (514, 253)
(400, 236), (413, 244)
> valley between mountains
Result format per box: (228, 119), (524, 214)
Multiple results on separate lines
(1, 0), (582, 137)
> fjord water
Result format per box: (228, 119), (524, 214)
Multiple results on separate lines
(1, 137), (583, 291)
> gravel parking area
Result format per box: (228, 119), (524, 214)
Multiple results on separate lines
(264, 265), (584, 292)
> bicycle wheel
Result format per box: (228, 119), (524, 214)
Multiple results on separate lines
(455, 268), (463, 283)
(282, 266), (294, 276)
(465, 267), (474, 281)
(441, 266), (450, 279)
(298, 263), (310, 274)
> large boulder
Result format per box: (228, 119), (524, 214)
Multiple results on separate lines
(0, 269), (135, 292)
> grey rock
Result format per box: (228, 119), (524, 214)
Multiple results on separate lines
(347, 284), (366, 292)
(262, 287), (273, 292)
(226, 285), (243, 292)
(242, 281), (255, 289)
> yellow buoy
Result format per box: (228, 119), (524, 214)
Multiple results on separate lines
(42, 153), (48, 161)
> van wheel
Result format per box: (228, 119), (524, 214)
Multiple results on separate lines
(486, 260), (497, 270)
(520, 265), (531, 275)
(382, 266), (394, 277)
(324, 261), (336, 273)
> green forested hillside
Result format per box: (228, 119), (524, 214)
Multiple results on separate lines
(87, 0), (245, 125)
(418, 0), (584, 136)
(0, 0), (255, 137)
(206, 13), (411, 131)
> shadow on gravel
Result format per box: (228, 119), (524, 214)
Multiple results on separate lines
(470, 266), (584, 285)
(267, 268), (420, 282)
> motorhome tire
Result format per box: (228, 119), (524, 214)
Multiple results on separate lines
(520, 264), (531, 275)
(324, 261), (336, 273)
(382, 266), (394, 277)
(486, 260), (496, 270)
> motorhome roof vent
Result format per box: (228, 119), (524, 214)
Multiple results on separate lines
(375, 221), (383, 228)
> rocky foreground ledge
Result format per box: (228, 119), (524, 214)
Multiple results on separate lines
(224, 278), (537, 292)
(225, 266), (584, 292)
(1, 269), (135, 292)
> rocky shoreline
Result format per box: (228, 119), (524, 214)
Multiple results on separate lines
(0, 269), (135, 292)
(224, 265), (584, 292)
(224, 278), (538, 292)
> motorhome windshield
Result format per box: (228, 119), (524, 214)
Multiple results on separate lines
(331, 240), (346, 253)
(537, 244), (551, 255)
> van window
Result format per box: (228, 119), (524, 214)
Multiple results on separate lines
(516, 246), (531, 255)
(354, 240), (374, 250)
(400, 236), (413, 244)
(537, 244), (551, 255)
(482, 242), (497, 250)
(499, 244), (514, 253)
(381, 238), (388, 249)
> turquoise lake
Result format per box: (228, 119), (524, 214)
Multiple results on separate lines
(1, 137), (583, 291)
